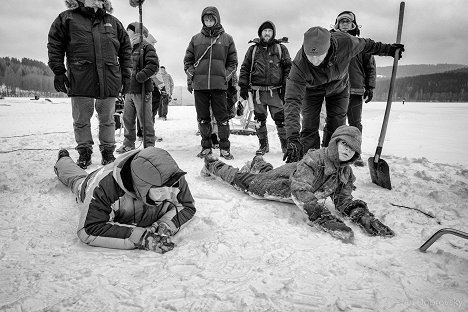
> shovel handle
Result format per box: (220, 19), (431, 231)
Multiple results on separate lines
(374, 2), (405, 162)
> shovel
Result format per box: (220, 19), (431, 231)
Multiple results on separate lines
(368, 1), (405, 190)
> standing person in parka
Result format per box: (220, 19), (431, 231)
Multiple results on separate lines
(184, 6), (238, 160)
(54, 147), (196, 253)
(239, 20), (292, 155)
(202, 125), (394, 243)
(332, 11), (376, 167)
(47, 0), (132, 169)
(282, 26), (404, 163)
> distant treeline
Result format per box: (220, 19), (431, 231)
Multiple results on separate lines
(374, 67), (468, 102)
(0, 57), (63, 97)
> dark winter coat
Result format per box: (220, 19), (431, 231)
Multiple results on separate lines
(47, 1), (132, 99)
(129, 39), (159, 94)
(284, 31), (393, 138)
(330, 30), (376, 95)
(239, 21), (292, 88)
(183, 6), (238, 91)
(76, 148), (196, 249)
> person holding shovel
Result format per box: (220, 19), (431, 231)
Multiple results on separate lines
(283, 26), (404, 163)
(202, 125), (394, 243)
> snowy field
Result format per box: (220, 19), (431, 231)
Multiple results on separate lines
(0, 97), (467, 311)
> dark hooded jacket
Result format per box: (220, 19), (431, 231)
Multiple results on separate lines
(47, 0), (132, 98)
(284, 31), (393, 139)
(183, 6), (238, 90)
(76, 147), (196, 249)
(128, 38), (159, 94)
(239, 21), (292, 88)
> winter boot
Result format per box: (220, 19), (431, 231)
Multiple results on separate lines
(197, 147), (212, 158)
(203, 155), (238, 183)
(220, 149), (234, 160)
(101, 150), (116, 166)
(57, 149), (69, 161)
(250, 155), (273, 174)
(255, 121), (269, 155)
(76, 148), (92, 169)
(309, 211), (354, 243)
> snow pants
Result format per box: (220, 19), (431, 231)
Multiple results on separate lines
(123, 93), (155, 148)
(71, 97), (115, 153)
(347, 94), (363, 133)
(54, 156), (91, 203)
(300, 87), (349, 153)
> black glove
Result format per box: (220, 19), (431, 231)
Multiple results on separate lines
(388, 43), (405, 59)
(347, 200), (395, 237)
(135, 71), (146, 83)
(236, 101), (244, 116)
(282, 138), (304, 163)
(187, 85), (193, 94)
(54, 74), (69, 93)
(239, 87), (249, 100)
(364, 88), (373, 103)
(121, 78), (130, 95)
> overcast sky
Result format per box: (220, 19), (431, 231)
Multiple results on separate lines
(1, 0), (467, 85)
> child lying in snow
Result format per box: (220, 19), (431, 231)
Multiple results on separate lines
(54, 147), (196, 253)
(202, 125), (394, 243)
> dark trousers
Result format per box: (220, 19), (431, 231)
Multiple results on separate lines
(158, 94), (169, 118)
(301, 87), (349, 152)
(194, 90), (230, 150)
(347, 94), (363, 133)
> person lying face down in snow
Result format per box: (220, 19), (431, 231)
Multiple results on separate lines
(54, 146), (196, 253)
(203, 125), (393, 243)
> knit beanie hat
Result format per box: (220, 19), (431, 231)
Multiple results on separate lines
(330, 125), (362, 155)
(258, 21), (275, 37)
(303, 27), (330, 56)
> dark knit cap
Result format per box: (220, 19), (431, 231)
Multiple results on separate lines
(303, 26), (330, 56)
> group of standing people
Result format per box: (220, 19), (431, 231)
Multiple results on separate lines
(48, 1), (404, 253)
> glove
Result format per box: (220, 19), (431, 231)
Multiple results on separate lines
(364, 88), (373, 103)
(121, 78), (130, 95)
(135, 71), (146, 83)
(137, 227), (175, 253)
(239, 87), (249, 100)
(187, 85), (193, 94)
(282, 138), (304, 163)
(54, 74), (69, 93)
(387, 43), (405, 59)
(236, 101), (244, 116)
(347, 200), (395, 237)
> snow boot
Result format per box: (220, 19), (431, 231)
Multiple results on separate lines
(220, 149), (234, 160)
(309, 211), (354, 243)
(203, 155), (238, 183)
(255, 121), (269, 155)
(57, 149), (69, 160)
(76, 148), (92, 169)
(250, 155), (273, 174)
(197, 147), (212, 158)
(101, 150), (116, 166)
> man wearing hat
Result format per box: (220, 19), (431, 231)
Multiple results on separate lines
(238, 20), (292, 155)
(54, 147), (196, 253)
(47, 0), (132, 169)
(282, 26), (404, 163)
(332, 11), (376, 167)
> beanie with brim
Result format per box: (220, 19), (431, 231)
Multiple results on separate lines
(130, 147), (187, 204)
(303, 26), (331, 56)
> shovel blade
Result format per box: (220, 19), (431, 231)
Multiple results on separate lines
(368, 157), (392, 190)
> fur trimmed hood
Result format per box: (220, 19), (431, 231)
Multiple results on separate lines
(65, 0), (113, 13)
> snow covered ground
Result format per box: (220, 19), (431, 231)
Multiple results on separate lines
(0, 97), (467, 311)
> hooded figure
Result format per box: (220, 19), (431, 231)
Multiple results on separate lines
(54, 147), (196, 253)
(183, 6), (238, 159)
(202, 125), (394, 243)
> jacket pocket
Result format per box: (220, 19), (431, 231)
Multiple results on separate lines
(68, 60), (95, 96)
(105, 61), (122, 96)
